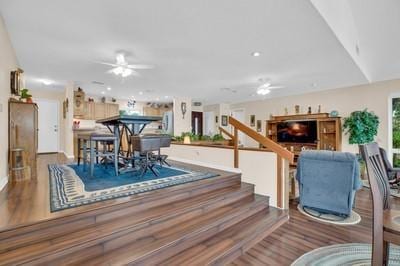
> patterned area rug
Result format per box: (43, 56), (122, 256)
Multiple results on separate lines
(297, 205), (361, 226)
(291, 243), (400, 265)
(363, 179), (400, 198)
(49, 164), (219, 212)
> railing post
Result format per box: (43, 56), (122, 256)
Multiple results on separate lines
(277, 155), (282, 208)
(234, 128), (239, 168)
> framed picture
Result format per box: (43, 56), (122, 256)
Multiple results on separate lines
(250, 115), (255, 127)
(221, 115), (228, 126)
(256, 120), (262, 132)
(10, 68), (23, 96)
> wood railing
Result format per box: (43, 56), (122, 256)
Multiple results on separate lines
(218, 126), (234, 140)
(229, 116), (294, 208)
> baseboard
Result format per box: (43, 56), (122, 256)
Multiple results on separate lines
(0, 175), (8, 192)
(167, 156), (242, 174)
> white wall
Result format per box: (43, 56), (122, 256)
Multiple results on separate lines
(0, 16), (18, 190)
(64, 82), (75, 158)
(230, 79), (400, 153)
(162, 144), (279, 207)
(173, 97), (192, 135)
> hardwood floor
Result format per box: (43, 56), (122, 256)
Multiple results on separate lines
(231, 189), (400, 265)
(0, 153), (288, 265)
(0, 153), (239, 230)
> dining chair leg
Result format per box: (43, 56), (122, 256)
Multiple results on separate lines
(114, 139), (119, 176)
(82, 140), (87, 171)
(90, 140), (95, 177)
(383, 240), (390, 266)
(77, 138), (81, 166)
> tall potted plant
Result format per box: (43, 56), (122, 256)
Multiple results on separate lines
(343, 109), (379, 179)
(343, 109), (379, 145)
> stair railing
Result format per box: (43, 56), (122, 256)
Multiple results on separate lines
(218, 126), (234, 140)
(228, 116), (294, 208)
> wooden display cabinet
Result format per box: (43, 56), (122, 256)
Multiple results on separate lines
(266, 113), (342, 165)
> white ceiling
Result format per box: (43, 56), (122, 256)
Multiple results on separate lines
(0, 0), (398, 104)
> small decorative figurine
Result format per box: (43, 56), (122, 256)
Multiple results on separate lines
(307, 106), (312, 114)
(284, 107), (288, 115)
(295, 105), (300, 114)
(318, 105), (321, 113)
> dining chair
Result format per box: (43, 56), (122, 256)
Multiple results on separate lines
(360, 142), (400, 266)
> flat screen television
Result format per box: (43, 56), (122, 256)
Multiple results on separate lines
(277, 120), (317, 143)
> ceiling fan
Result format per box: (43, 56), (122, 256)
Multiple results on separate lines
(256, 79), (284, 95)
(98, 53), (153, 78)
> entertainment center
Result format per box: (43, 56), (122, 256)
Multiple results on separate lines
(266, 113), (341, 165)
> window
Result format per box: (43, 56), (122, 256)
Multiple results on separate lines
(391, 97), (400, 167)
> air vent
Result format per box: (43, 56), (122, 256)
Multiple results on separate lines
(193, 102), (202, 107)
(92, 81), (105, 85)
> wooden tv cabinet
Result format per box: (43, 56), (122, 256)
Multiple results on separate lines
(265, 113), (342, 164)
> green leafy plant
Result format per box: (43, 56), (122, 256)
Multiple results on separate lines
(212, 134), (225, 142)
(20, 88), (32, 99)
(200, 135), (211, 141)
(343, 109), (379, 144)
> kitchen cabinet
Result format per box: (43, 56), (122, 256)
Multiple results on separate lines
(74, 102), (119, 120)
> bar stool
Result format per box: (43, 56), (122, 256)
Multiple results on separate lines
(131, 135), (161, 177)
(78, 132), (119, 177)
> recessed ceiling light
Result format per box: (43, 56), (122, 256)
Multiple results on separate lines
(251, 52), (261, 57)
(101, 91), (105, 95)
(139, 91), (143, 95)
(107, 87), (112, 91)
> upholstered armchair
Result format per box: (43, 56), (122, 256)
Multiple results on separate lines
(296, 150), (362, 217)
(380, 147), (400, 182)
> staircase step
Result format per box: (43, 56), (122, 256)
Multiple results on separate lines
(77, 195), (269, 266)
(0, 183), (254, 265)
(163, 206), (289, 266)
(0, 172), (240, 252)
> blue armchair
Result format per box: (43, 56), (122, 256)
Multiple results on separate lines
(296, 150), (362, 217)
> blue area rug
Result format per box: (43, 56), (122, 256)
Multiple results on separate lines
(48, 164), (218, 212)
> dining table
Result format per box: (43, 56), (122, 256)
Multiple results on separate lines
(96, 114), (163, 171)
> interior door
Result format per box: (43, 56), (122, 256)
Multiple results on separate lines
(231, 109), (245, 145)
(203, 111), (215, 136)
(191, 111), (203, 136)
(36, 99), (59, 153)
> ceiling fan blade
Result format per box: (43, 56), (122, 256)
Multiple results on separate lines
(98, 62), (120, 67)
(268, 86), (284, 90)
(127, 64), (154, 69)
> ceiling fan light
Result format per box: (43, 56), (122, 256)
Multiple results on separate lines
(257, 88), (270, 95)
(113, 67), (124, 75)
(122, 68), (133, 77)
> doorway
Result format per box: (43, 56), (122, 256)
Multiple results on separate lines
(192, 111), (203, 136)
(231, 109), (245, 146)
(36, 99), (59, 153)
(203, 111), (215, 136)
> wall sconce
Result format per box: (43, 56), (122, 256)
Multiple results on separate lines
(181, 102), (187, 119)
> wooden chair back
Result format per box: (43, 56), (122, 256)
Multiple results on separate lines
(360, 142), (391, 266)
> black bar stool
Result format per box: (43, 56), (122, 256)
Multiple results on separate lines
(131, 135), (161, 177)
(78, 132), (119, 177)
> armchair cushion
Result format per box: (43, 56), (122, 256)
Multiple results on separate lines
(296, 150), (361, 217)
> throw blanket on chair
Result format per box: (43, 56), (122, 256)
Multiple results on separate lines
(296, 150), (362, 217)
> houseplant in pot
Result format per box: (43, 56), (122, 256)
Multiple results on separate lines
(20, 88), (33, 103)
(343, 109), (379, 178)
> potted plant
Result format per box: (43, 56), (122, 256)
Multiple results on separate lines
(343, 109), (379, 178)
(20, 88), (33, 103)
(343, 109), (379, 145)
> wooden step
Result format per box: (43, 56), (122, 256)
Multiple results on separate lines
(75, 195), (270, 266)
(163, 206), (289, 265)
(0, 172), (240, 251)
(0, 182), (254, 265)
